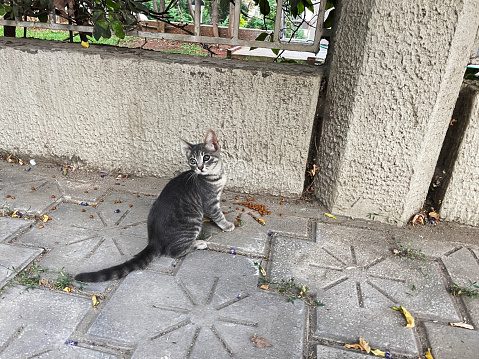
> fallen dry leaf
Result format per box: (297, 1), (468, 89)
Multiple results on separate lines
(371, 349), (386, 356)
(324, 213), (337, 220)
(251, 334), (272, 348)
(260, 284), (269, 290)
(92, 295), (100, 308)
(428, 211), (439, 220)
(392, 305), (415, 328)
(345, 343), (362, 350)
(450, 322), (474, 330)
(345, 338), (370, 353)
(425, 348), (434, 359)
(359, 338), (371, 353)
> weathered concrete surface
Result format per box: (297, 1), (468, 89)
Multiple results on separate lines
(315, 0), (479, 224)
(2, 161), (479, 359)
(441, 82), (479, 226)
(0, 37), (323, 197)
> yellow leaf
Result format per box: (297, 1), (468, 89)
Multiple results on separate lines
(81, 41), (89, 48)
(260, 284), (269, 290)
(259, 266), (266, 277)
(450, 322), (474, 330)
(63, 287), (71, 293)
(92, 295), (100, 308)
(359, 338), (371, 353)
(392, 305), (415, 328)
(345, 339), (370, 353)
(258, 219), (265, 225)
(345, 343), (362, 350)
(324, 213), (337, 220)
(371, 349), (386, 357)
(425, 348), (434, 359)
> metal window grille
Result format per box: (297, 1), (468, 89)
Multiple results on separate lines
(0, 0), (332, 54)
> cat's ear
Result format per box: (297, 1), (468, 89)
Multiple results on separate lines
(180, 139), (192, 157)
(204, 130), (219, 152)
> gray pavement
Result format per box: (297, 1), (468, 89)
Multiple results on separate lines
(1, 160), (479, 358)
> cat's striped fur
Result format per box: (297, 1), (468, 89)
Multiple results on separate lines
(74, 130), (234, 282)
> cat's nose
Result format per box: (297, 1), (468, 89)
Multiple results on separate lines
(198, 166), (203, 171)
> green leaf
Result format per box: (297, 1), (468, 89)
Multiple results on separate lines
(304, 0), (314, 12)
(132, 0), (150, 14)
(0, 5), (10, 16)
(323, 8), (335, 28)
(326, 0), (335, 10)
(93, 10), (105, 23)
(272, 48), (279, 55)
(106, 0), (121, 10)
(93, 23), (111, 40)
(258, 0), (270, 16)
(110, 20), (125, 39)
(254, 32), (269, 41)
(96, 19), (110, 30)
(124, 12), (137, 25)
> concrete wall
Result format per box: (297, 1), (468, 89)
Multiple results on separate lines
(0, 38), (323, 196)
(314, 0), (479, 224)
(441, 82), (479, 226)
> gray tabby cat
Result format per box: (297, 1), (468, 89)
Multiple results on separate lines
(75, 130), (234, 282)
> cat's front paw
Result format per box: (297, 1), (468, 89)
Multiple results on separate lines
(222, 221), (235, 232)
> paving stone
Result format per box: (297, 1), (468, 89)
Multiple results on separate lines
(424, 322), (479, 359)
(270, 224), (462, 356)
(316, 345), (374, 358)
(442, 247), (479, 288)
(0, 216), (33, 243)
(88, 251), (306, 358)
(0, 243), (42, 288)
(55, 178), (108, 203)
(204, 218), (270, 257)
(0, 177), (61, 215)
(0, 286), (92, 358)
(391, 229), (466, 258)
(94, 192), (156, 227)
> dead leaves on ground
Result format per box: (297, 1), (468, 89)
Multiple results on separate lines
(450, 322), (474, 330)
(391, 305), (415, 328)
(345, 337), (371, 353)
(251, 333), (272, 348)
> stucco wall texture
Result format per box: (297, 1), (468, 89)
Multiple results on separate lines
(315, 0), (479, 224)
(441, 83), (479, 226)
(0, 38), (323, 196)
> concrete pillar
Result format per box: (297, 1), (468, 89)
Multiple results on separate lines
(314, 0), (479, 224)
(441, 82), (479, 226)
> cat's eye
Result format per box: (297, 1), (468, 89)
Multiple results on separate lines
(203, 155), (210, 161)
(189, 158), (197, 165)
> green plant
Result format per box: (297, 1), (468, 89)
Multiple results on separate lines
(10, 264), (46, 290)
(253, 262), (323, 306)
(393, 242), (425, 260)
(451, 280), (479, 298)
(55, 267), (83, 291)
(367, 212), (381, 220)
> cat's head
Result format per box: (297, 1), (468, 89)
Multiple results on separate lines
(180, 130), (222, 175)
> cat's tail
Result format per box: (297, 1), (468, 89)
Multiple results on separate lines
(74, 243), (157, 283)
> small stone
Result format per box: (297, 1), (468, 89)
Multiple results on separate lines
(25, 167), (31, 171)
(30, 159), (36, 166)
